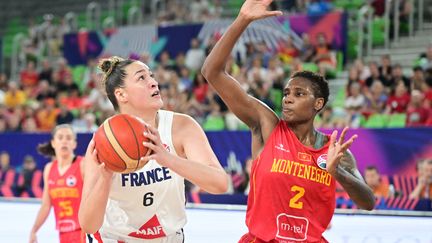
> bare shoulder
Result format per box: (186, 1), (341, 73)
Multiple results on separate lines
(172, 112), (202, 135)
(44, 162), (53, 172)
(43, 162), (53, 179)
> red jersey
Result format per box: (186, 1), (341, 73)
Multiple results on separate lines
(245, 121), (336, 242)
(48, 156), (83, 233)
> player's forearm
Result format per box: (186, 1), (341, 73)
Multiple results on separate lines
(79, 177), (111, 233)
(31, 204), (51, 234)
(333, 166), (375, 210)
(202, 15), (250, 78)
(166, 155), (229, 194)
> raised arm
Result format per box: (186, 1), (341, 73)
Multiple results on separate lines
(78, 140), (113, 234)
(29, 163), (52, 243)
(201, 0), (282, 130)
(326, 128), (375, 210)
(142, 114), (229, 194)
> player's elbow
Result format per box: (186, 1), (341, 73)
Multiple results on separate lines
(359, 199), (375, 211)
(212, 174), (230, 194)
(79, 211), (101, 234)
(363, 203), (375, 211)
(201, 60), (220, 82)
(79, 220), (99, 235)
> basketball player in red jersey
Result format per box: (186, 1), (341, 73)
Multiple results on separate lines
(29, 124), (85, 243)
(202, 1), (375, 242)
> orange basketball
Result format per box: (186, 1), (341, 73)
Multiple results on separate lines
(94, 114), (150, 173)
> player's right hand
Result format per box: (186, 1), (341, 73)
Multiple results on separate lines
(239, 0), (283, 22)
(85, 139), (113, 179)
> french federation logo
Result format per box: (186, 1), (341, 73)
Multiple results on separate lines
(66, 175), (77, 187)
(317, 154), (327, 170)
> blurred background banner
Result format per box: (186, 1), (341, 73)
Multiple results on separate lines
(279, 11), (348, 53)
(63, 31), (104, 65)
(1, 128), (430, 177)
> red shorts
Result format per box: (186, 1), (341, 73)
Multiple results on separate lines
(59, 229), (86, 243)
(238, 232), (329, 243)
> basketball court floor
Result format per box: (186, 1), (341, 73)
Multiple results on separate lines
(1, 200), (431, 243)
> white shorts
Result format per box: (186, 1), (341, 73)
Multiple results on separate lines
(86, 229), (184, 243)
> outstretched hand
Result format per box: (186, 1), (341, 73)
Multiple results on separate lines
(140, 124), (174, 167)
(239, 0), (283, 22)
(326, 127), (357, 176)
(85, 139), (113, 179)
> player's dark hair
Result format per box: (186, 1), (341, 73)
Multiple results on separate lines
(291, 71), (329, 111)
(37, 124), (76, 157)
(99, 56), (135, 111)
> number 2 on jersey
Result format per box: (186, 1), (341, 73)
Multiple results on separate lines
(289, 185), (305, 209)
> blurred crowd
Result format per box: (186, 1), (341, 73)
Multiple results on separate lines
(318, 47), (432, 129)
(0, 24), (344, 133)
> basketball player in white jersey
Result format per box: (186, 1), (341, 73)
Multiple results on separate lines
(79, 56), (229, 243)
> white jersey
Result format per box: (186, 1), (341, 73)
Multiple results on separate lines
(96, 110), (186, 242)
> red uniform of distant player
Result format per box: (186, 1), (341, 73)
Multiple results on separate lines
(48, 156), (84, 242)
(30, 124), (86, 243)
(245, 122), (335, 242)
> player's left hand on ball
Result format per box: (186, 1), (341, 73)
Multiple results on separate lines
(141, 124), (173, 167)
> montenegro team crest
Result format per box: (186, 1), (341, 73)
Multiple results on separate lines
(66, 175), (77, 187)
(317, 154), (327, 170)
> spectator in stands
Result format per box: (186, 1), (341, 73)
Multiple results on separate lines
(20, 61), (39, 89)
(35, 80), (56, 102)
(14, 155), (42, 198)
(54, 58), (72, 82)
(300, 33), (315, 62)
(353, 59), (371, 82)
(38, 59), (53, 83)
(178, 67), (193, 92)
(365, 61), (387, 88)
(311, 33), (336, 77)
(390, 64), (411, 90)
(278, 36), (299, 64)
(56, 104), (74, 125)
(21, 105), (38, 133)
(4, 81), (27, 109)
(385, 81), (410, 114)
(185, 38), (206, 72)
(159, 51), (176, 70)
(406, 90), (429, 126)
(307, 0), (333, 15)
(35, 98), (58, 132)
(192, 72), (209, 104)
(57, 74), (79, 95)
(72, 112), (98, 133)
(364, 165), (393, 198)
(0, 151), (15, 197)
(0, 73), (8, 90)
(345, 82), (366, 127)
(379, 54), (392, 85)
(411, 66), (427, 91)
(419, 44), (432, 71)
(409, 159), (432, 199)
(347, 66), (362, 92)
(363, 80), (388, 114)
